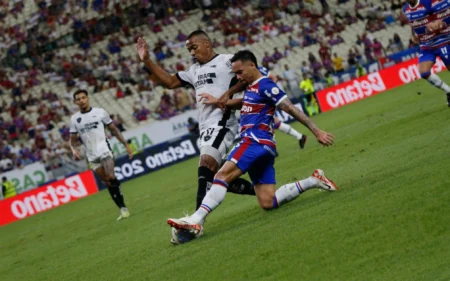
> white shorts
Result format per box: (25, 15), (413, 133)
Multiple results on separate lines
(199, 123), (239, 165)
(89, 151), (114, 170)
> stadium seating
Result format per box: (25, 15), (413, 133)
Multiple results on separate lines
(0, 0), (411, 172)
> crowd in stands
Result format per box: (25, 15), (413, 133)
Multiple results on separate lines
(0, 0), (414, 172)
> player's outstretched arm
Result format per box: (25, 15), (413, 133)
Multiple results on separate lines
(136, 37), (181, 89)
(218, 80), (248, 110)
(107, 123), (133, 159)
(277, 99), (334, 146)
(69, 134), (81, 160)
(199, 93), (243, 109)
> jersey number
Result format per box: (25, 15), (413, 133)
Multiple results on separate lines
(442, 47), (448, 55)
(201, 128), (214, 142)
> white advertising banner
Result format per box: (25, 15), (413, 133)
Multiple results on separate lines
(0, 162), (50, 199)
(109, 110), (199, 156)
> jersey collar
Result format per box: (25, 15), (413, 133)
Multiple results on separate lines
(409, 0), (420, 9)
(80, 107), (93, 114)
(199, 54), (219, 65)
(249, 76), (265, 87)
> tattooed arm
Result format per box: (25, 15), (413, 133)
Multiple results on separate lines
(277, 98), (334, 146)
(107, 122), (133, 159)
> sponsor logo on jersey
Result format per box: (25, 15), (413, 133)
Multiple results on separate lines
(194, 73), (217, 88)
(410, 17), (430, 27)
(242, 105), (253, 112)
(437, 8), (450, 19)
(79, 121), (99, 133)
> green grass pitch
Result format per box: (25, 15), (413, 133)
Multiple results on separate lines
(1, 75), (450, 281)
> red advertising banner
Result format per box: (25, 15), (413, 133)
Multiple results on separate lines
(0, 170), (99, 226)
(316, 58), (446, 112)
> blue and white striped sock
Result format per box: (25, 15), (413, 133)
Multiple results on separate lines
(190, 179), (228, 224)
(273, 177), (318, 208)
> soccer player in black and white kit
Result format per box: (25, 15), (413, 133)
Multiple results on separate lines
(136, 30), (255, 210)
(70, 89), (134, 220)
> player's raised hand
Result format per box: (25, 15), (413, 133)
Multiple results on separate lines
(125, 145), (134, 159)
(199, 93), (218, 105)
(72, 149), (81, 160)
(136, 37), (150, 61)
(315, 130), (334, 146)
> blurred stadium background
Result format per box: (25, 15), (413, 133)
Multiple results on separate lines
(2, 1), (450, 281)
(0, 0), (410, 181)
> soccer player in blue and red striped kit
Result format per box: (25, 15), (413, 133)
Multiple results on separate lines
(167, 50), (338, 239)
(403, 0), (450, 106)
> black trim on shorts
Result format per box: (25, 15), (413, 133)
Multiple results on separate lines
(106, 139), (112, 152)
(212, 127), (229, 149)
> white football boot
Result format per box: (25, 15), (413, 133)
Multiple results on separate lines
(117, 207), (130, 221)
(311, 169), (338, 191)
(167, 216), (204, 238)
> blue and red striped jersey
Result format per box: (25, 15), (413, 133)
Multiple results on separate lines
(403, 0), (450, 50)
(240, 77), (287, 147)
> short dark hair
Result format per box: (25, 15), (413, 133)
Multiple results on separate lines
(187, 30), (210, 41)
(230, 50), (258, 68)
(2, 177), (6, 181)
(73, 89), (88, 100)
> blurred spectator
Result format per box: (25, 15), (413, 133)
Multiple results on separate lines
(176, 30), (188, 42)
(187, 117), (199, 138)
(288, 35), (300, 48)
(372, 39), (385, 59)
(355, 61), (367, 77)
(282, 64), (301, 97)
(111, 114), (126, 132)
(132, 106), (149, 122)
(332, 53), (344, 74)
(348, 49), (357, 67)
(319, 43), (331, 62)
(393, 33), (404, 51)
(272, 48), (283, 62)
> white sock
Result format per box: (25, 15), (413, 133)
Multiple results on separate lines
(190, 181), (228, 224)
(274, 177), (318, 207)
(277, 122), (303, 140)
(427, 74), (450, 93)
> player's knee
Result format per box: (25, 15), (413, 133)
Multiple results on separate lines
(199, 155), (219, 172)
(258, 197), (276, 210)
(420, 71), (431, 79)
(260, 202), (275, 211)
(103, 173), (116, 183)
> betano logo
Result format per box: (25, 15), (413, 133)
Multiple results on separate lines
(0, 171), (98, 225)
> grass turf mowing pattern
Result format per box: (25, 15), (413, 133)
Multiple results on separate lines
(1, 76), (450, 281)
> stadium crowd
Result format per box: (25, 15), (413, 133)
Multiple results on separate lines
(0, 0), (412, 172)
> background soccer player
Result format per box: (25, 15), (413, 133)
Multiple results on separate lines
(168, 50), (337, 238)
(70, 89), (133, 220)
(136, 30), (255, 211)
(402, 0), (450, 106)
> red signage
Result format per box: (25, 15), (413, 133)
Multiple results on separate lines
(317, 58), (446, 112)
(0, 171), (99, 226)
